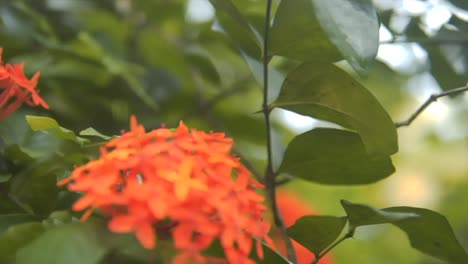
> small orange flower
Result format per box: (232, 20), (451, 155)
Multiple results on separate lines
(58, 116), (272, 264)
(0, 48), (49, 121)
(276, 190), (334, 264)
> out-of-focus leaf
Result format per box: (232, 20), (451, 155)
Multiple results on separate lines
(16, 223), (109, 264)
(279, 128), (395, 185)
(449, 0), (468, 9)
(251, 242), (291, 264)
(9, 159), (65, 215)
(209, 0), (263, 58)
(341, 200), (468, 263)
(186, 52), (221, 84)
(0, 222), (45, 259)
(0, 174), (12, 183)
(241, 52), (284, 103)
(288, 215), (347, 255)
(273, 63), (398, 156)
(26, 116), (89, 145)
(79, 128), (112, 140)
(0, 215), (42, 234)
(425, 17), (468, 90)
(271, 0), (379, 71)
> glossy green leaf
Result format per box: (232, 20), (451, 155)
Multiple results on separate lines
(288, 215), (347, 255)
(0, 222), (45, 259)
(273, 63), (398, 156)
(279, 128), (395, 185)
(26, 116), (89, 145)
(341, 200), (468, 263)
(16, 223), (109, 264)
(209, 0), (263, 58)
(0, 215), (42, 234)
(270, 0), (379, 71)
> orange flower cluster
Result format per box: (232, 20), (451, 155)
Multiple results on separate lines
(0, 48), (49, 121)
(58, 117), (272, 264)
(276, 190), (334, 264)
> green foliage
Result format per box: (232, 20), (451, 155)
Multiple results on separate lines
(273, 63), (398, 156)
(342, 200), (468, 263)
(1, 0), (468, 263)
(271, 0), (379, 72)
(16, 223), (109, 264)
(279, 128), (395, 184)
(288, 216), (347, 255)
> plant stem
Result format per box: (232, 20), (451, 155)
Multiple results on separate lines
(395, 85), (468, 128)
(311, 230), (354, 264)
(262, 1), (297, 263)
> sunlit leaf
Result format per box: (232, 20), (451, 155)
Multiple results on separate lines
(16, 223), (109, 264)
(79, 128), (112, 140)
(279, 128), (395, 185)
(288, 215), (347, 255)
(273, 63), (398, 156)
(341, 200), (468, 263)
(26, 116), (89, 145)
(271, 0), (379, 71)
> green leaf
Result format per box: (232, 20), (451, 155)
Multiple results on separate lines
(0, 174), (12, 183)
(0, 223), (45, 259)
(252, 242), (291, 264)
(288, 215), (347, 255)
(209, 0), (263, 58)
(449, 0), (468, 9)
(270, 0), (342, 63)
(273, 63), (398, 156)
(341, 200), (468, 263)
(279, 128), (395, 185)
(16, 223), (109, 264)
(26, 116), (89, 145)
(271, 0), (379, 71)
(0, 215), (42, 234)
(9, 160), (64, 215)
(341, 200), (419, 228)
(79, 128), (112, 140)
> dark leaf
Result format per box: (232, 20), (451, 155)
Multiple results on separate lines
(0, 223), (45, 260)
(273, 63), (398, 156)
(288, 215), (347, 255)
(279, 128), (395, 185)
(341, 200), (468, 263)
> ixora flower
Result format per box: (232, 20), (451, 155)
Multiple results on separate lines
(58, 116), (272, 264)
(0, 48), (49, 121)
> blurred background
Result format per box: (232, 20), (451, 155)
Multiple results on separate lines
(0, 0), (467, 263)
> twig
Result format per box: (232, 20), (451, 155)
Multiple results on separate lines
(395, 85), (468, 128)
(380, 38), (468, 45)
(311, 230), (354, 264)
(262, 1), (297, 263)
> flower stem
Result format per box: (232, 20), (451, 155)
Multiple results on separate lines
(262, 1), (297, 263)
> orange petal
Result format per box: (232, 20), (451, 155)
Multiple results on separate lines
(135, 222), (156, 249)
(108, 215), (135, 233)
